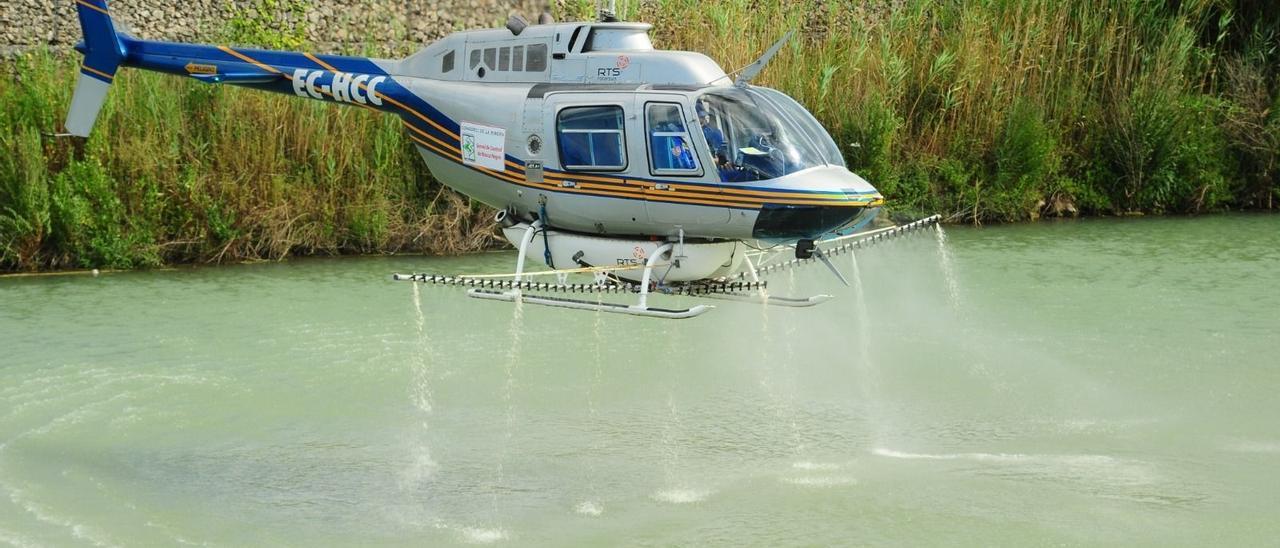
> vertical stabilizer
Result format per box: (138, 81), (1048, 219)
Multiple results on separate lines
(66, 0), (128, 136)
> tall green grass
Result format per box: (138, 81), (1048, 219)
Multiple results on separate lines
(0, 52), (498, 271)
(2, 0), (1278, 271)
(626, 0), (1279, 222)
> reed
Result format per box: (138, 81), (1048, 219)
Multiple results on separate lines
(636, 0), (1278, 221)
(0, 51), (499, 271)
(2, 0), (1277, 271)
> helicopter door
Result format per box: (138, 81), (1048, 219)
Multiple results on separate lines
(543, 94), (647, 235)
(638, 97), (731, 225)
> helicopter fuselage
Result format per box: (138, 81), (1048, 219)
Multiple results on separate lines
(79, 16), (883, 243)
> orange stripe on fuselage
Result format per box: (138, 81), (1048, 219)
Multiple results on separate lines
(219, 46), (283, 76)
(303, 52), (461, 142)
(223, 48), (385, 114)
(409, 134), (770, 209)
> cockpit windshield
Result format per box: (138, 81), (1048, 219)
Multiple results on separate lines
(695, 86), (844, 183)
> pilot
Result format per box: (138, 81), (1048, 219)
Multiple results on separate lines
(697, 101), (726, 164)
(698, 101), (753, 181)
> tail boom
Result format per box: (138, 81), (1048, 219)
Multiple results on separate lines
(63, 0), (459, 151)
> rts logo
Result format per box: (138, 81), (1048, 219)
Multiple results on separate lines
(291, 69), (388, 106)
(596, 55), (633, 79)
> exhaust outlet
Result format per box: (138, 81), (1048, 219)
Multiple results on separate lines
(494, 209), (518, 228)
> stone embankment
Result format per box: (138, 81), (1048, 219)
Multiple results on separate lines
(2, 0), (549, 55)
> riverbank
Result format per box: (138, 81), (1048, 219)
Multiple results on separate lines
(2, 0), (1277, 272)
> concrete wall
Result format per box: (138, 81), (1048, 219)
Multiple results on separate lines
(1, 0), (551, 54)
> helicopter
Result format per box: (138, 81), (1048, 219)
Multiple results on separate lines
(64, 0), (939, 318)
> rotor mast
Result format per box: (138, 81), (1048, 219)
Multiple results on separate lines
(598, 0), (619, 22)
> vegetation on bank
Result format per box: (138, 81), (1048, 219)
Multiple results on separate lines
(2, 0), (1279, 271)
(621, 0), (1280, 222)
(0, 54), (499, 271)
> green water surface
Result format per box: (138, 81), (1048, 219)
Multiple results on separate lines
(1, 214), (1278, 546)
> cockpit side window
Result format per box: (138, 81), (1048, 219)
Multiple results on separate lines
(645, 103), (700, 176)
(557, 106), (627, 172)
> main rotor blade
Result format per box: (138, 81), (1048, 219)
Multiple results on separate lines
(735, 30), (795, 87)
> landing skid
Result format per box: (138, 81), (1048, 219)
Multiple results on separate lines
(467, 289), (712, 319)
(697, 292), (833, 308)
(399, 221), (733, 319)
(392, 214), (943, 320)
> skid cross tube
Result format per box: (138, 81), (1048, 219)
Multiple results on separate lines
(634, 242), (674, 310)
(512, 219), (542, 286)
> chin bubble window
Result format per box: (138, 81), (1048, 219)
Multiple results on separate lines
(557, 106), (627, 171)
(645, 103), (701, 176)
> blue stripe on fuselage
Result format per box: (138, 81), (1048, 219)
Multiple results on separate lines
(122, 38), (465, 150)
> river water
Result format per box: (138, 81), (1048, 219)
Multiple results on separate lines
(1, 214), (1277, 546)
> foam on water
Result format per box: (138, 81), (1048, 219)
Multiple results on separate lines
(792, 461), (843, 471)
(574, 500), (604, 516)
(8, 488), (117, 548)
(0, 526), (39, 548)
(873, 447), (1119, 464)
(1224, 440), (1280, 454)
(651, 488), (711, 504)
(781, 476), (858, 487)
(459, 526), (509, 544)
(401, 445), (439, 487)
(872, 448), (1158, 487)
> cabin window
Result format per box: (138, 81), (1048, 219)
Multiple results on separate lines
(483, 48), (497, 70)
(557, 106), (627, 171)
(512, 45), (525, 71)
(499, 47), (511, 71)
(568, 26), (585, 52)
(442, 50), (455, 73)
(469, 49), (481, 69)
(526, 44), (547, 72)
(646, 103), (700, 176)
